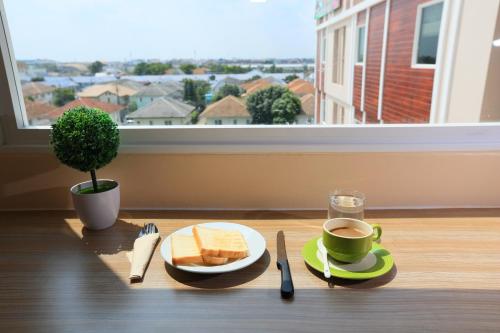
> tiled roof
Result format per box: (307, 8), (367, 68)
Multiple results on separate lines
(240, 77), (284, 91)
(78, 83), (137, 98)
(24, 100), (56, 120)
(126, 97), (195, 119)
(244, 81), (273, 95)
(300, 93), (315, 116)
(22, 82), (55, 97)
(133, 84), (181, 97)
(288, 79), (315, 96)
(49, 98), (125, 119)
(199, 96), (250, 119)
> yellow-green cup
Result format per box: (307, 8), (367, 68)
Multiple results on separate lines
(322, 218), (382, 263)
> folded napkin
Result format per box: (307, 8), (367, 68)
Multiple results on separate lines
(129, 233), (160, 281)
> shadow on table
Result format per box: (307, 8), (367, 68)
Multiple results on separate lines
(305, 263), (398, 289)
(165, 250), (271, 289)
(81, 219), (142, 255)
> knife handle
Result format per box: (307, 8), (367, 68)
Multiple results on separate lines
(277, 259), (294, 299)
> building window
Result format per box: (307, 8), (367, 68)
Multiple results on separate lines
(107, 97), (111, 103)
(149, 120), (153, 125)
(246, 119), (251, 124)
(214, 120), (222, 125)
(164, 120), (172, 125)
(233, 119), (238, 125)
(413, 1), (444, 66)
(332, 26), (346, 84)
(320, 30), (327, 63)
(356, 26), (366, 64)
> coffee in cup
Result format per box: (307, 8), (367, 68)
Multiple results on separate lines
(322, 218), (382, 263)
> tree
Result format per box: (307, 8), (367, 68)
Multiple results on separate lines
(183, 79), (211, 108)
(271, 92), (302, 124)
(89, 61), (104, 74)
(180, 63), (197, 74)
(209, 75), (216, 81)
(191, 110), (200, 124)
(128, 101), (138, 112)
(31, 77), (45, 82)
(134, 62), (172, 75)
(53, 88), (75, 107)
(213, 84), (242, 102)
(284, 74), (299, 84)
(244, 75), (262, 83)
(246, 86), (288, 124)
(51, 107), (120, 193)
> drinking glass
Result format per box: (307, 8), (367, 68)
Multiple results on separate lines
(328, 189), (365, 220)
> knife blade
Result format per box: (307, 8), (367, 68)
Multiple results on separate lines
(276, 230), (294, 299)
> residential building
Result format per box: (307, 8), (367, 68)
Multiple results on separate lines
(21, 82), (55, 103)
(130, 83), (183, 109)
(49, 98), (126, 124)
(198, 96), (252, 125)
(296, 93), (315, 125)
(24, 100), (56, 126)
(126, 97), (194, 125)
(213, 77), (243, 93)
(78, 83), (137, 105)
(315, 0), (499, 124)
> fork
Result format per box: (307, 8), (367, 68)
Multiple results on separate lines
(138, 223), (159, 237)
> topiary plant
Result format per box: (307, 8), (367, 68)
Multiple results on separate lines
(51, 106), (120, 194)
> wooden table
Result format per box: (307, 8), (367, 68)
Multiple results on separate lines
(1, 210), (499, 332)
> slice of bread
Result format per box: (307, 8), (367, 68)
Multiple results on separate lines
(193, 225), (248, 259)
(202, 256), (229, 265)
(171, 234), (204, 266)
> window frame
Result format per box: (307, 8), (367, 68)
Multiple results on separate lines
(2, 0), (500, 154)
(412, 0), (445, 69)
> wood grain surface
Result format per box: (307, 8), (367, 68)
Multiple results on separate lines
(1, 209), (499, 332)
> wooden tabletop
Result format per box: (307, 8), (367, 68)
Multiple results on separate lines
(1, 210), (500, 333)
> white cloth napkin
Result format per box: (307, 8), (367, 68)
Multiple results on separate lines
(129, 233), (160, 280)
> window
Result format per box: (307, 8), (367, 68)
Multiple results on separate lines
(356, 26), (365, 64)
(149, 120), (153, 125)
(321, 29), (327, 63)
(413, 1), (444, 66)
(233, 119), (238, 125)
(332, 26), (345, 84)
(164, 120), (172, 125)
(214, 120), (222, 125)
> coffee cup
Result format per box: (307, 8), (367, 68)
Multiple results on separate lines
(322, 218), (382, 263)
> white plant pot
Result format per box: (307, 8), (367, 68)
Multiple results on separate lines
(70, 179), (120, 230)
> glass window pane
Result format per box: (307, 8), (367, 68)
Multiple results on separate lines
(357, 26), (365, 63)
(417, 2), (444, 64)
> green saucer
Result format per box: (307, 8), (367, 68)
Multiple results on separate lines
(301, 237), (394, 280)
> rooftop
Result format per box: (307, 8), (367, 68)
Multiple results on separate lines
(300, 93), (315, 116)
(22, 82), (55, 97)
(288, 79), (315, 96)
(127, 97), (195, 119)
(78, 83), (137, 98)
(199, 96), (250, 119)
(49, 98), (125, 119)
(24, 100), (56, 120)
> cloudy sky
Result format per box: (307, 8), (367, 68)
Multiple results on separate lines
(4, 0), (316, 61)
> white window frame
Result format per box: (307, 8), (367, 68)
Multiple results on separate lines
(355, 25), (366, 65)
(2, 0), (500, 154)
(412, 0), (445, 69)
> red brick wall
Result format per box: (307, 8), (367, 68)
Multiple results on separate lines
(353, 65), (363, 119)
(382, 0), (435, 123)
(364, 1), (386, 123)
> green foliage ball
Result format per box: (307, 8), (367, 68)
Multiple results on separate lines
(50, 106), (120, 172)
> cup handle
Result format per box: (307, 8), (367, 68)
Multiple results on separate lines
(372, 224), (382, 241)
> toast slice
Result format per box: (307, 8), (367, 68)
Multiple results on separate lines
(171, 234), (204, 266)
(193, 225), (248, 259)
(202, 256), (229, 265)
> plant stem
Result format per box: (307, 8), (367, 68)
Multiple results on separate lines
(90, 170), (98, 193)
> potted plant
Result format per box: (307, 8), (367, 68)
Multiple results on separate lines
(51, 106), (121, 230)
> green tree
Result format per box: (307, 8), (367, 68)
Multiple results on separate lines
(89, 61), (104, 74)
(51, 107), (120, 193)
(271, 92), (302, 124)
(284, 74), (299, 84)
(191, 110), (200, 124)
(209, 75), (216, 81)
(134, 62), (172, 75)
(246, 86), (288, 124)
(128, 101), (138, 112)
(53, 88), (75, 107)
(183, 79), (211, 108)
(180, 63), (197, 74)
(31, 77), (45, 82)
(244, 75), (262, 83)
(213, 84), (242, 102)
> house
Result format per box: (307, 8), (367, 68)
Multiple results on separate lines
(240, 77), (285, 96)
(198, 96), (251, 125)
(24, 100), (56, 126)
(22, 82), (55, 103)
(49, 98), (126, 124)
(213, 77), (243, 93)
(130, 83), (183, 109)
(78, 83), (137, 105)
(126, 97), (194, 125)
(287, 79), (315, 97)
(192, 67), (208, 75)
(296, 93), (315, 125)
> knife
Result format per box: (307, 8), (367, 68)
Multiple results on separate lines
(276, 230), (294, 299)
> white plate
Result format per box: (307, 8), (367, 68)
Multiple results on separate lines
(161, 222), (267, 274)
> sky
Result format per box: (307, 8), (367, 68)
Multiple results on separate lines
(3, 0), (316, 62)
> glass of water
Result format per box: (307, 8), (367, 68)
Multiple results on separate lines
(328, 189), (365, 220)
